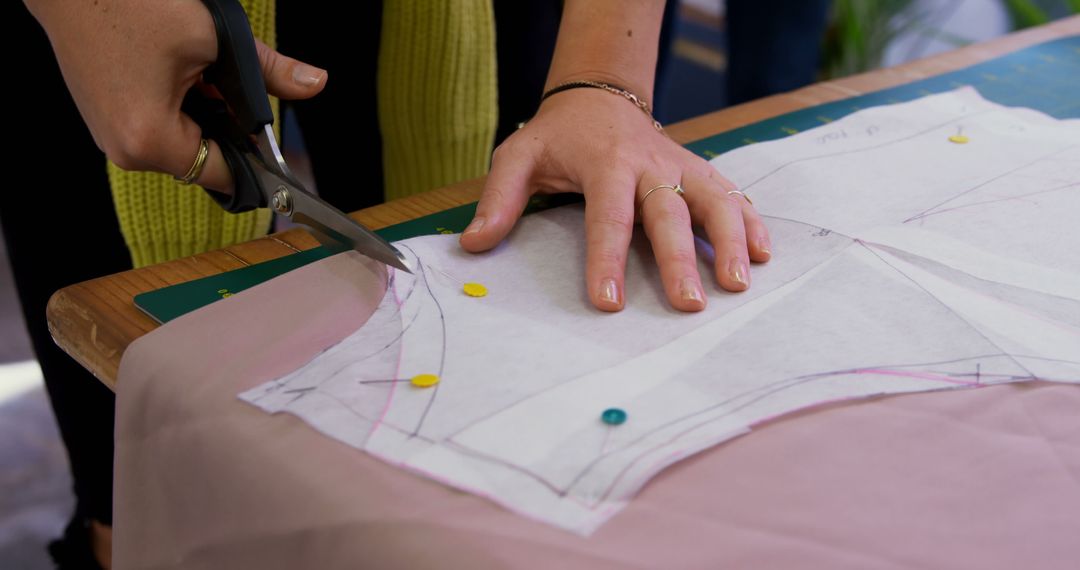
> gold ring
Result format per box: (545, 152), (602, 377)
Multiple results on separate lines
(727, 190), (752, 205)
(174, 138), (210, 185)
(640, 184), (684, 208)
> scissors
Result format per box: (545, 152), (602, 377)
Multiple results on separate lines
(183, 0), (411, 273)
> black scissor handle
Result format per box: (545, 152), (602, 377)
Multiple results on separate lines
(181, 92), (267, 212)
(199, 0), (274, 134)
(182, 0), (274, 213)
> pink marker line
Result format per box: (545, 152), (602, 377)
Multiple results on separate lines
(365, 268), (408, 446)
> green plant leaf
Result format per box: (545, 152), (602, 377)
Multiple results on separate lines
(1004, 0), (1050, 28)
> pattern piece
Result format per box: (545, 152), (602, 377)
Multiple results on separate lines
(241, 89), (1079, 534)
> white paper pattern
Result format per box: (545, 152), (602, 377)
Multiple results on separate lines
(240, 89), (1080, 534)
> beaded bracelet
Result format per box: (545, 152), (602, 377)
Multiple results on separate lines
(540, 80), (663, 132)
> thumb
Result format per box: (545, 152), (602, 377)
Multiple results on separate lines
(459, 144), (537, 252)
(255, 40), (327, 100)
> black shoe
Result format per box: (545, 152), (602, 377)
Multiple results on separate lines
(47, 514), (104, 570)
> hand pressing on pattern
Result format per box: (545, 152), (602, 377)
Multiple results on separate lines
(461, 86), (770, 312)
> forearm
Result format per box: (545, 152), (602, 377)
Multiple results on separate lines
(544, 0), (666, 99)
(23, 0), (87, 31)
(22, 0), (53, 20)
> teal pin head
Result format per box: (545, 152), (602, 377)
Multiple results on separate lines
(601, 408), (627, 426)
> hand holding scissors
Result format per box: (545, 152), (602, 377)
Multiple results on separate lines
(185, 0), (411, 272)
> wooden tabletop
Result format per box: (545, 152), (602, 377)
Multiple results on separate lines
(47, 17), (1080, 390)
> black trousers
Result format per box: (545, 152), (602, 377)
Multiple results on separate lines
(5, 0), (561, 526)
(726, 0), (832, 105)
(4, 6), (130, 525)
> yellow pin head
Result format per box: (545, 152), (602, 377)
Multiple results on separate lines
(410, 374), (440, 388)
(463, 283), (488, 297)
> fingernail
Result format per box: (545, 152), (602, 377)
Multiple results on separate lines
(292, 63), (326, 87)
(758, 237), (772, 257)
(680, 277), (704, 305)
(728, 258), (749, 288)
(463, 217), (485, 236)
(599, 278), (622, 306)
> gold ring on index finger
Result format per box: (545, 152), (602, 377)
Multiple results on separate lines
(639, 184), (684, 209)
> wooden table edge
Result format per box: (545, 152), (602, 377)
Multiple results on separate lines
(47, 18), (1080, 389)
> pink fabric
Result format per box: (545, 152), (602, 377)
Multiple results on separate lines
(115, 252), (1080, 569)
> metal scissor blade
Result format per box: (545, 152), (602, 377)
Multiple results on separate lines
(286, 188), (413, 273)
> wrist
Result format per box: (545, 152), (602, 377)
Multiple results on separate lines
(544, 70), (654, 104)
(540, 80), (663, 132)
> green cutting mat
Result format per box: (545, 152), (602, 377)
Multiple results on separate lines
(136, 35), (1080, 323)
